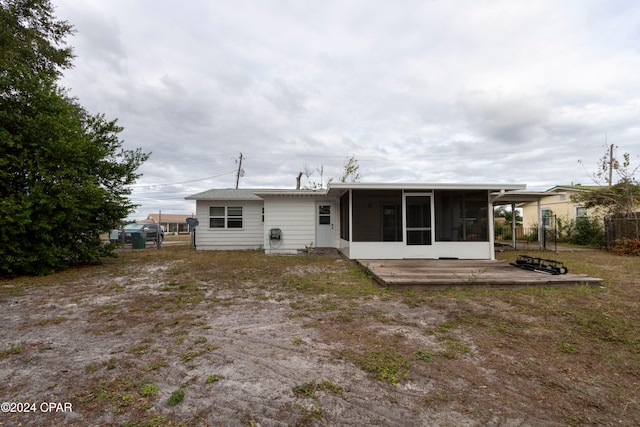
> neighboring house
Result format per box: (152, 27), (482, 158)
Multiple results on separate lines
(519, 185), (605, 228)
(185, 182), (531, 260)
(141, 213), (193, 234)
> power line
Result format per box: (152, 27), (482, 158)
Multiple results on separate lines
(127, 170), (236, 188)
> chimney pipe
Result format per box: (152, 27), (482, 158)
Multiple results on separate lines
(296, 172), (303, 190)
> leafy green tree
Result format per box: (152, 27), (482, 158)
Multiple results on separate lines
(494, 206), (522, 225)
(339, 154), (361, 183)
(575, 145), (639, 219)
(575, 145), (639, 242)
(0, 0), (149, 275)
(301, 154), (361, 189)
(0, 0), (74, 79)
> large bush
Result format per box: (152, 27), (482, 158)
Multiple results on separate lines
(0, 0), (148, 275)
(567, 218), (605, 247)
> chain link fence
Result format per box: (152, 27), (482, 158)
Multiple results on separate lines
(494, 215), (558, 251)
(497, 215), (639, 252)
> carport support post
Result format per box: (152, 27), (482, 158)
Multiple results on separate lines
(537, 199), (543, 250)
(511, 203), (517, 249)
(488, 191), (496, 260)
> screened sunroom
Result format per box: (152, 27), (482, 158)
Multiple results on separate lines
(327, 183), (526, 260)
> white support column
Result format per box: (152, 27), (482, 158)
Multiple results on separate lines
(511, 203), (516, 249)
(348, 190), (353, 242)
(537, 199), (543, 250)
(488, 192), (496, 260)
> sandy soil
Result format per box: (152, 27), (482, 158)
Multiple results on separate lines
(0, 251), (631, 426)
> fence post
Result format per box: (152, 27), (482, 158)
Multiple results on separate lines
(553, 214), (557, 253)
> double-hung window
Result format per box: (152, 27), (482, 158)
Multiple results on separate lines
(575, 206), (588, 222)
(541, 208), (551, 229)
(209, 206), (243, 229)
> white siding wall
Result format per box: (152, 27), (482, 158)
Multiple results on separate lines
(264, 197), (316, 254)
(194, 200), (264, 250)
(263, 196), (339, 254)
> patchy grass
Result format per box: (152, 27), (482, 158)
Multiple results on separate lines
(354, 349), (410, 386)
(205, 374), (225, 384)
(0, 343), (24, 358)
(166, 389), (185, 407)
(292, 381), (343, 398)
(84, 372), (160, 413)
(1, 246), (639, 425)
(416, 348), (435, 362)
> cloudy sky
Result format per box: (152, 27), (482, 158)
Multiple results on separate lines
(52, 0), (640, 219)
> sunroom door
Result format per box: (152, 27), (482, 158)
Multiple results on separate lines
(405, 195), (432, 245)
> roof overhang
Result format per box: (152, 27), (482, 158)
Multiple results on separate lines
(185, 188), (325, 200)
(491, 191), (565, 206)
(185, 183), (542, 204)
(184, 189), (263, 201)
(326, 182), (527, 198)
(253, 189), (325, 197)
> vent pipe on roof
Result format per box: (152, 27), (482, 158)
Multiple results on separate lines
(296, 172), (303, 190)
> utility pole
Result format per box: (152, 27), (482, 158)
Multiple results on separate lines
(235, 153), (244, 189)
(608, 143), (614, 186)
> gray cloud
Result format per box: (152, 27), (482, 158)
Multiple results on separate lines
(52, 0), (640, 217)
(58, 3), (126, 72)
(460, 90), (550, 143)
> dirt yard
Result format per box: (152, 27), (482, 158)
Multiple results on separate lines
(1, 246), (639, 426)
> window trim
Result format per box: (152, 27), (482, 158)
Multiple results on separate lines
(209, 206), (244, 229)
(541, 208), (552, 229)
(574, 206), (588, 221)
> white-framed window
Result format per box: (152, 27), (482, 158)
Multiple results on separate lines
(573, 206), (589, 223)
(209, 206), (243, 229)
(575, 206), (588, 221)
(541, 208), (552, 228)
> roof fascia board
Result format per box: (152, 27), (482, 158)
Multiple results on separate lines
(328, 182), (526, 191)
(548, 185), (602, 193)
(253, 190), (327, 197)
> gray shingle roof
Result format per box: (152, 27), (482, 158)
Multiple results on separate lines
(185, 188), (326, 200)
(184, 189), (263, 200)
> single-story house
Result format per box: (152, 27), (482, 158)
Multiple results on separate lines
(185, 182), (534, 260)
(519, 185), (605, 228)
(140, 213), (194, 234)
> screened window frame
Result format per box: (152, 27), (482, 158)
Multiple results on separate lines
(351, 189), (403, 242)
(434, 190), (489, 242)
